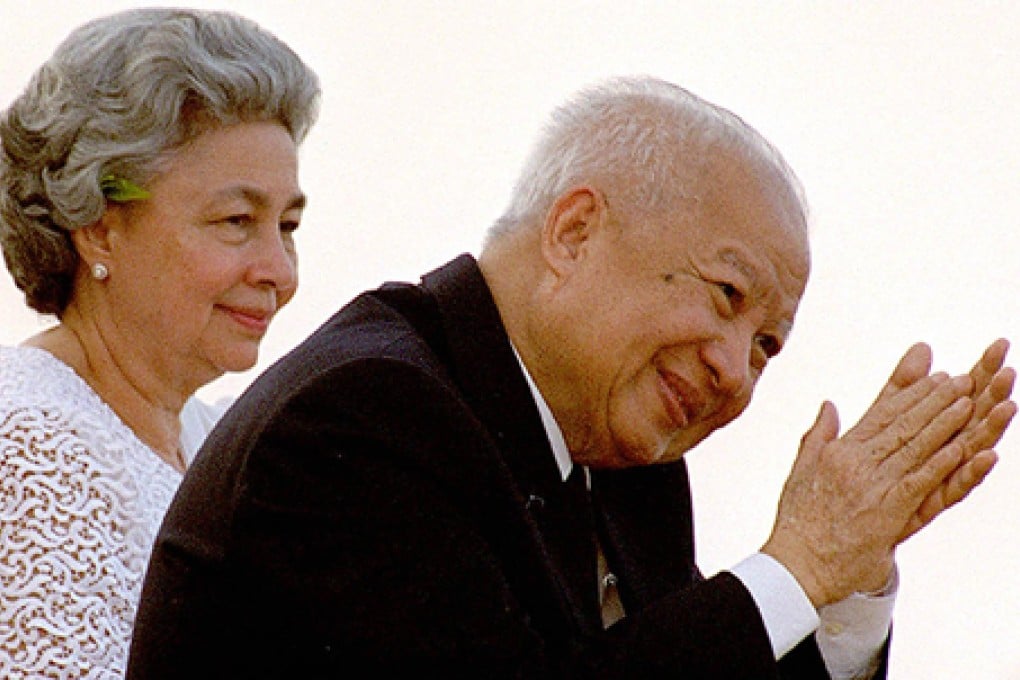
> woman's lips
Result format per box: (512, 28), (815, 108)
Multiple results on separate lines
(222, 305), (272, 333)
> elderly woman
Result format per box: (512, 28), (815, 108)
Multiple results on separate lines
(0, 8), (319, 676)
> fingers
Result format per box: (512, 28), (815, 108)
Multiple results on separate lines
(898, 448), (999, 543)
(965, 366), (1016, 433)
(968, 338), (1010, 396)
(960, 337), (1012, 422)
(852, 343), (935, 440)
(962, 338), (1013, 431)
(882, 341), (1015, 543)
(957, 397), (1018, 454)
(881, 342), (934, 394)
(801, 401), (840, 453)
(766, 339), (1014, 606)
(789, 401), (839, 481)
(843, 342), (950, 442)
(848, 370), (960, 442)
(869, 376), (972, 466)
(989, 366), (1017, 402)
(849, 340), (1013, 448)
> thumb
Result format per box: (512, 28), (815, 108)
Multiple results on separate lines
(798, 400), (840, 463)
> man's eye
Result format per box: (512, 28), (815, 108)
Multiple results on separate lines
(716, 282), (745, 308)
(755, 333), (781, 359)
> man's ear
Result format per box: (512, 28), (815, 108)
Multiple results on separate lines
(540, 185), (608, 276)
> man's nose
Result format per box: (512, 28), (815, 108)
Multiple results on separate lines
(701, 333), (752, 398)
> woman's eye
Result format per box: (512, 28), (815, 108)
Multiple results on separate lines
(210, 215), (253, 242)
(212, 214), (253, 231)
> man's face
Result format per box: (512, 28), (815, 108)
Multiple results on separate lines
(545, 153), (810, 469)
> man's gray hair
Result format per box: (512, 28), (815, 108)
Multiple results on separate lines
(485, 75), (806, 244)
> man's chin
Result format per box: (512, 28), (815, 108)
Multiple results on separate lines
(613, 438), (681, 468)
(654, 430), (708, 465)
(583, 426), (701, 469)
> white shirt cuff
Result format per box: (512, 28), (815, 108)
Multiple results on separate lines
(815, 566), (897, 679)
(731, 553), (896, 678)
(730, 552), (819, 658)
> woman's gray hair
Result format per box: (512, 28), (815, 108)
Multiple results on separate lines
(485, 75), (806, 244)
(0, 7), (321, 315)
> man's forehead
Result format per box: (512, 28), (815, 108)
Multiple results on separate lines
(694, 231), (808, 321)
(718, 249), (754, 278)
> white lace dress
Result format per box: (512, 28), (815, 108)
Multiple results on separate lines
(0, 345), (223, 678)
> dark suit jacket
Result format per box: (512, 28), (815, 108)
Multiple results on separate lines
(129, 255), (882, 678)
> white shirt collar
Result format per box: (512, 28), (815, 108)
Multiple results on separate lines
(510, 344), (573, 482)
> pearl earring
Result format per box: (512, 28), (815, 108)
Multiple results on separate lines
(91, 262), (109, 281)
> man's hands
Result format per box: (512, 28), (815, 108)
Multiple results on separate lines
(762, 339), (1016, 608)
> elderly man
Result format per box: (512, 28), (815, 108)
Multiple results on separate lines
(128, 77), (1015, 679)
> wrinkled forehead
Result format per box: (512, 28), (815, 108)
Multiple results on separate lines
(690, 150), (811, 316)
(700, 146), (808, 254)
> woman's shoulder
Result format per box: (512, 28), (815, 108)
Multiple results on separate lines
(0, 345), (146, 460)
(0, 342), (182, 521)
(2, 343), (77, 377)
(0, 344), (97, 409)
(0, 347), (180, 677)
(1, 344), (227, 465)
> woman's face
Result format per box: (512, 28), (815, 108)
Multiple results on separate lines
(100, 121), (304, 386)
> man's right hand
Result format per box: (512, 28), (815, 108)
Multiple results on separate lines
(761, 340), (1016, 608)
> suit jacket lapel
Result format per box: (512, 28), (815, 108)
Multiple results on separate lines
(589, 462), (700, 613)
(420, 254), (602, 636)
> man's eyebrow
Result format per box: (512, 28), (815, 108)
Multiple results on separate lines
(719, 248), (756, 282)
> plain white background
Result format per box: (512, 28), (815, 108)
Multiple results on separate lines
(2, 2), (1018, 676)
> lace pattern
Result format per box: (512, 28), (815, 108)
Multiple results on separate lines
(0, 346), (199, 678)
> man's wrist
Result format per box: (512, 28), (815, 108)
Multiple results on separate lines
(730, 552), (820, 659)
(760, 535), (828, 608)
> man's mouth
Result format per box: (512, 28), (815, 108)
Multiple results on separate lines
(657, 369), (706, 429)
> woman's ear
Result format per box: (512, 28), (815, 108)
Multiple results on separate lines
(540, 185), (609, 277)
(70, 208), (119, 270)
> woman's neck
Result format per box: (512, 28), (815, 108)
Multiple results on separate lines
(25, 322), (189, 473)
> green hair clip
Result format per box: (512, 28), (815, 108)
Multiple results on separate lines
(100, 174), (150, 202)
